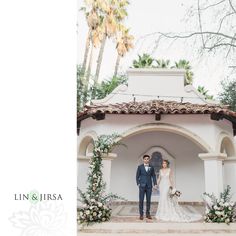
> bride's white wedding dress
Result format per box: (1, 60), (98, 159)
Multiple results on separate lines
(155, 168), (202, 222)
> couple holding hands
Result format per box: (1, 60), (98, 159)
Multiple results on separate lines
(136, 154), (202, 222)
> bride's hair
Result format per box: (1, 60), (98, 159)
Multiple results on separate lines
(162, 159), (170, 167)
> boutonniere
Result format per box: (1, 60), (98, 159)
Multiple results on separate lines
(148, 167), (151, 171)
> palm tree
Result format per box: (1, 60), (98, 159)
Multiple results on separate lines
(94, 0), (129, 84)
(114, 26), (134, 77)
(172, 59), (194, 85)
(197, 86), (214, 100)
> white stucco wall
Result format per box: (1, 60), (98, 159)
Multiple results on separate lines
(79, 114), (232, 152)
(109, 131), (205, 202)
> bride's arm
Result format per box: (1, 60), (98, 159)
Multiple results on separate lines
(169, 169), (174, 187)
(157, 170), (161, 186)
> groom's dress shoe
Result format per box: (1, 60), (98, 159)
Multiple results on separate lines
(139, 216), (144, 220)
(146, 215), (152, 219)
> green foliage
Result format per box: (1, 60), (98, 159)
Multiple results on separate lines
(78, 134), (126, 226)
(155, 59), (170, 68)
(203, 185), (236, 224)
(77, 65), (95, 112)
(218, 78), (236, 111)
(132, 53), (154, 68)
(172, 59), (193, 85)
(132, 55), (194, 85)
(93, 74), (128, 100)
(197, 86), (214, 100)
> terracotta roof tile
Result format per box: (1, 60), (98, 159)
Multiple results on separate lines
(78, 100), (236, 120)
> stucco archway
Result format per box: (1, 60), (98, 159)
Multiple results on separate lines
(111, 123), (208, 202)
(78, 131), (97, 157)
(116, 122), (212, 153)
(216, 132), (236, 157)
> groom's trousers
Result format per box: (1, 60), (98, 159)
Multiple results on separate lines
(139, 185), (152, 216)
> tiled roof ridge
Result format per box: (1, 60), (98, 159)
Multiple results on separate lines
(77, 99), (236, 119)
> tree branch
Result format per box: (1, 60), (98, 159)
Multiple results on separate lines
(229, 0), (236, 14)
(199, 0), (226, 11)
(158, 31), (236, 41)
(204, 42), (236, 51)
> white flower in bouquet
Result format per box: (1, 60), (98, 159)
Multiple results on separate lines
(86, 210), (90, 215)
(224, 202), (229, 207)
(215, 211), (221, 216)
(91, 199), (95, 202)
(225, 218), (230, 224)
(102, 218), (106, 221)
(93, 212), (97, 216)
(230, 202), (234, 206)
(213, 205), (218, 210)
(79, 212), (84, 217)
(229, 206), (232, 210)
(98, 202), (103, 207)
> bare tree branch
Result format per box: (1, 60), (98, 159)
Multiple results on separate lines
(161, 31), (236, 41)
(199, 0), (226, 11)
(197, 0), (206, 47)
(217, 12), (235, 33)
(229, 0), (236, 14)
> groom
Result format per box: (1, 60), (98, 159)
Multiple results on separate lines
(136, 154), (157, 220)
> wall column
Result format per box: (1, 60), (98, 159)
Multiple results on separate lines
(223, 157), (236, 201)
(199, 153), (226, 197)
(101, 153), (117, 192)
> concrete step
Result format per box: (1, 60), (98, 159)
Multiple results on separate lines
(78, 222), (236, 234)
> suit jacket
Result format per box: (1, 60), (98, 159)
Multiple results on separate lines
(136, 164), (157, 188)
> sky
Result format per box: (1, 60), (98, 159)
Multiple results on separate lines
(77, 0), (232, 97)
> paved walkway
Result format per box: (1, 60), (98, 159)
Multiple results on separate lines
(78, 203), (236, 235)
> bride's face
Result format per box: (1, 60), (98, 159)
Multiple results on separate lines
(162, 161), (168, 168)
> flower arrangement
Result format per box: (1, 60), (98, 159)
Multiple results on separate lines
(169, 186), (181, 198)
(203, 185), (236, 224)
(78, 133), (126, 226)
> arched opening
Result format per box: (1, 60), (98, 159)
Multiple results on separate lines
(78, 131), (97, 157)
(111, 123), (209, 202)
(220, 137), (236, 157)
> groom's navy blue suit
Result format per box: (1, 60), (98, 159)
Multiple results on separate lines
(136, 164), (157, 216)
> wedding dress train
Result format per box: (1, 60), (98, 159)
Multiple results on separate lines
(155, 169), (202, 222)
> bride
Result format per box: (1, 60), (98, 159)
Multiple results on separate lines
(155, 159), (202, 222)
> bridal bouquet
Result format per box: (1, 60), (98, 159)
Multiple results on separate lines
(169, 186), (181, 198)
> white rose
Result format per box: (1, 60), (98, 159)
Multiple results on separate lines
(224, 202), (229, 207)
(98, 202), (103, 207)
(86, 210), (90, 215)
(91, 199), (95, 202)
(93, 212), (97, 216)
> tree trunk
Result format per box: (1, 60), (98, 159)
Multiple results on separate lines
(81, 29), (91, 74)
(83, 45), (94, 105)
(94, 34), (107, 85)
(113, 54), (121, 77)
